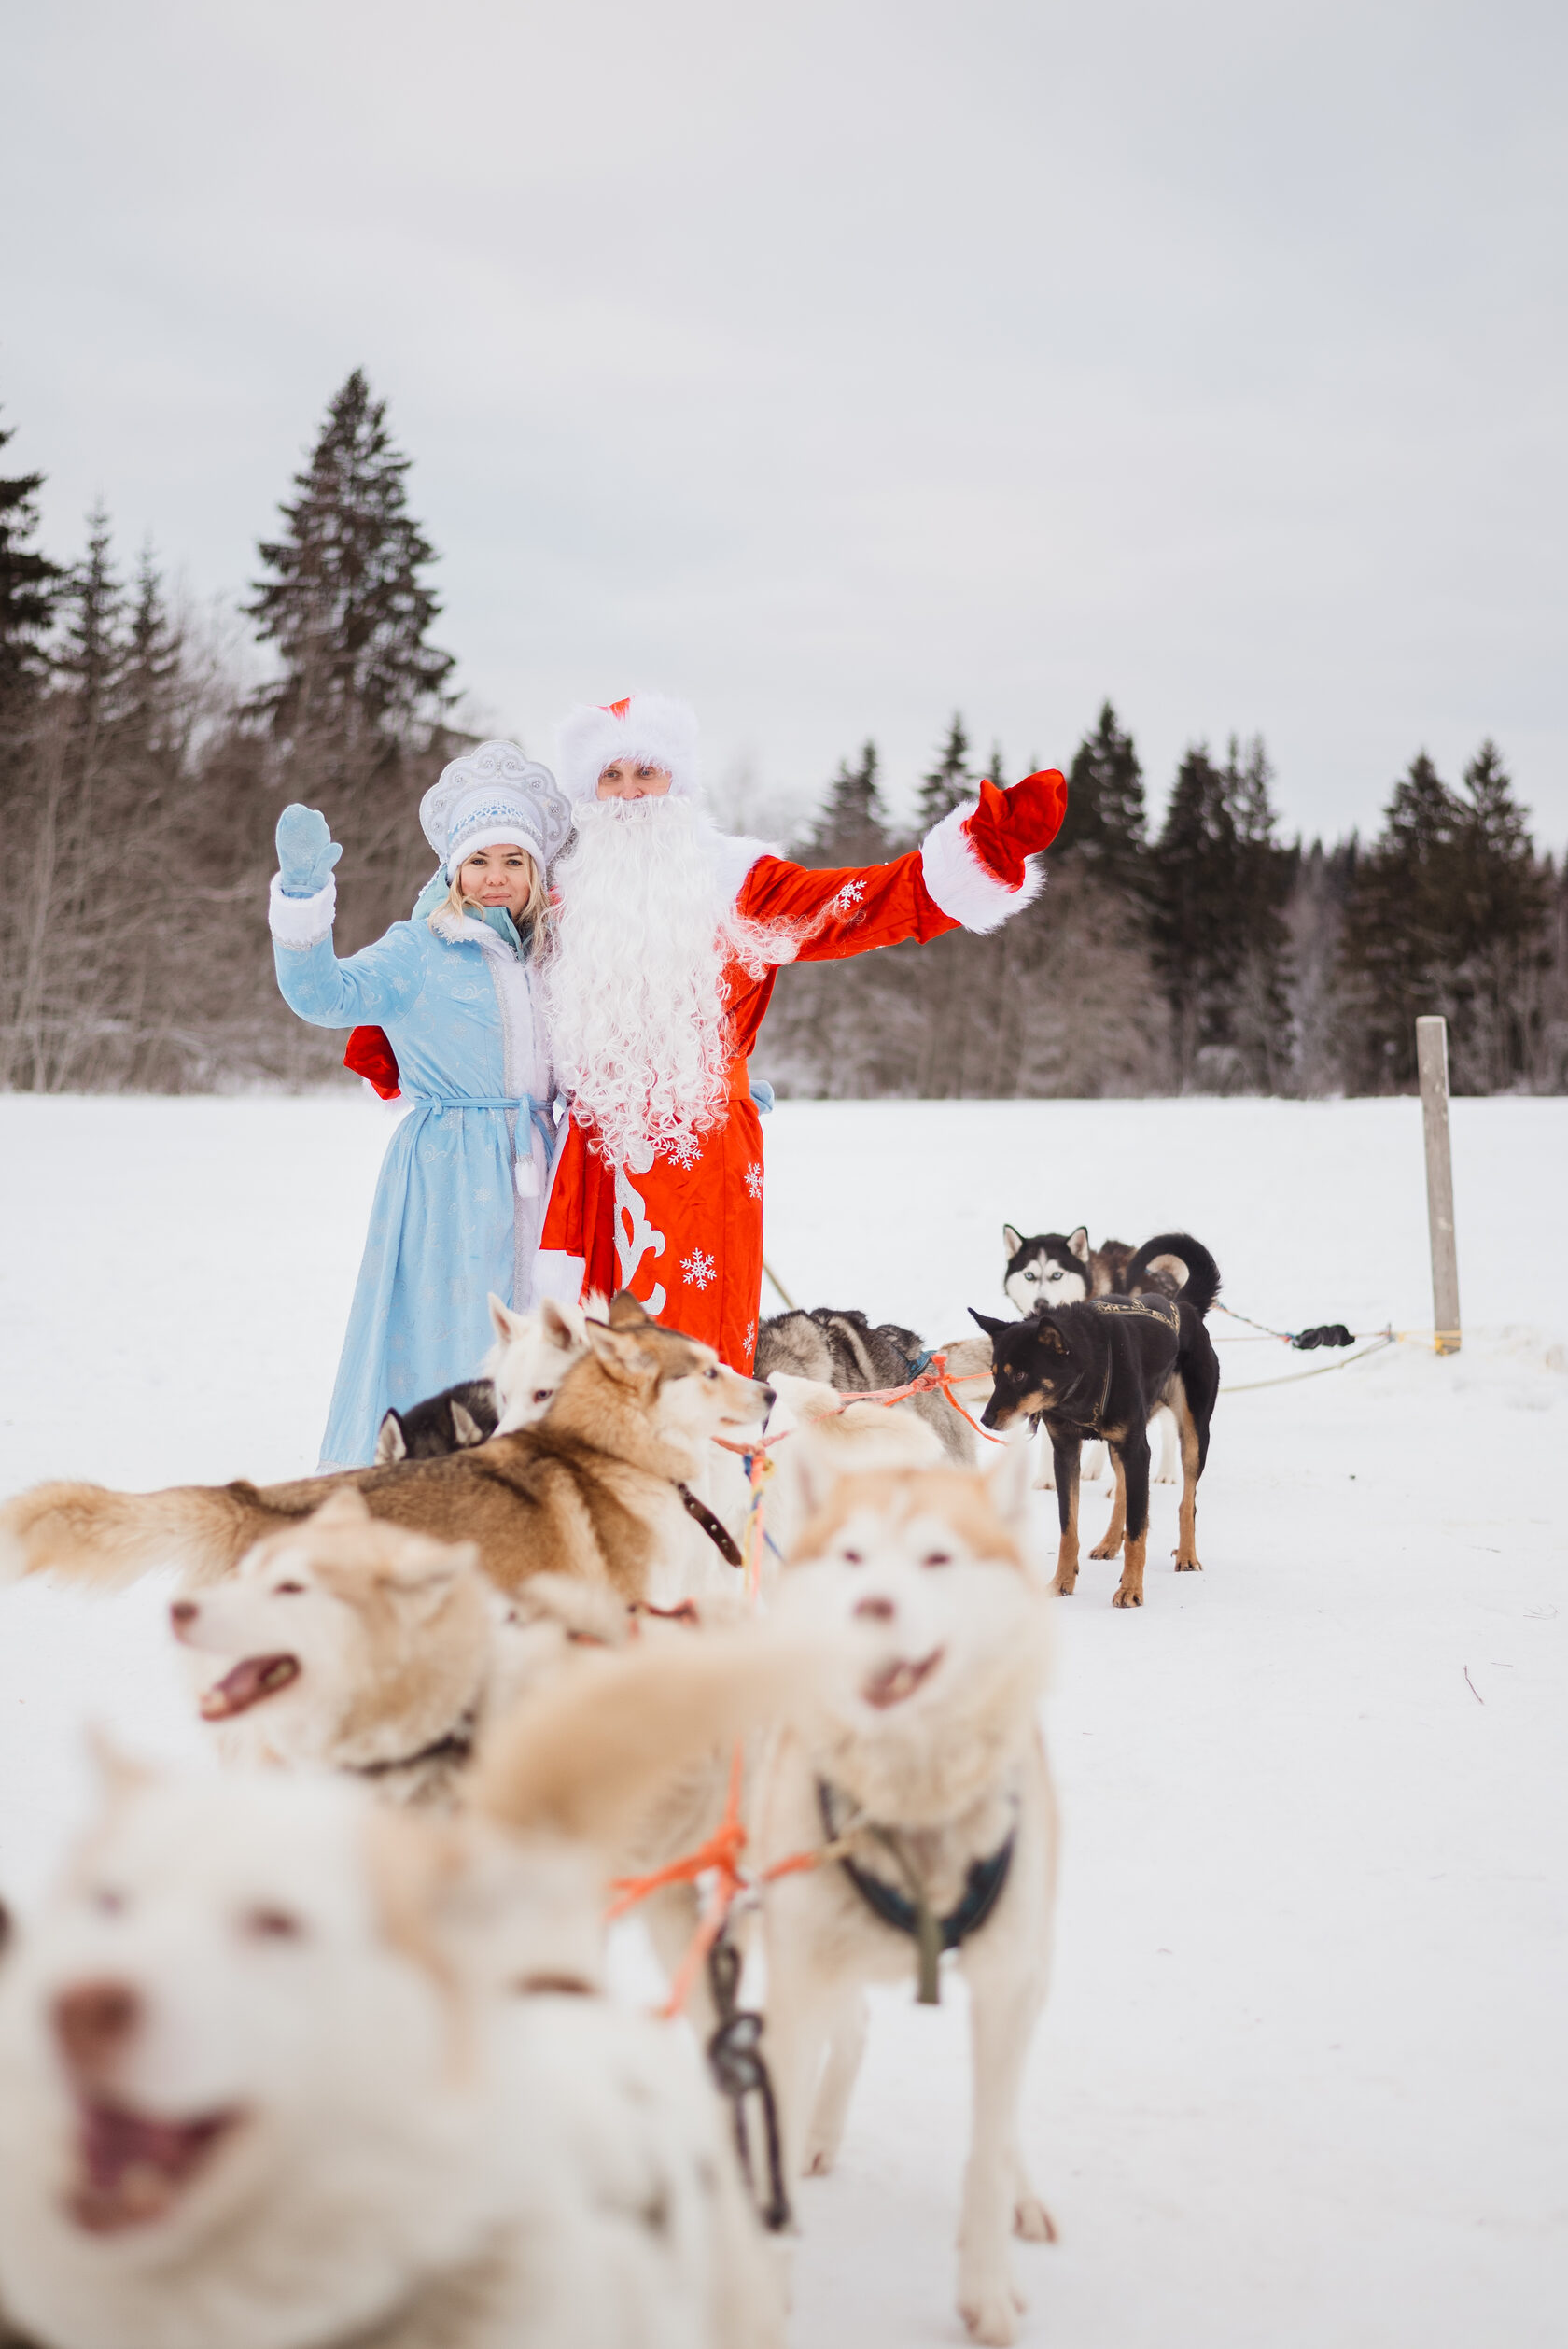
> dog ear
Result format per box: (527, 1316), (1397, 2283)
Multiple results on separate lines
(540, 1297), (586, 1351)
(1002, 1223), (1024, 1259)
(1067, 1227), (1090, 1264)
(984, 1429), (1035, 1538)
(1036, 1319), (1068, 1355)
(488, 1292), (524, 1344)
(968, 1308), (1009, 1340)
(374, 1410), (408, 1466)
(580, 1318), (650, 1386)
(450, 1402), (486, 1450)
(606, 1290), (651, 1330)
(310, 1486), (374, 1528)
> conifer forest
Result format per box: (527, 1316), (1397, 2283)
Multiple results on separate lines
(2, 373), (1564, 1101)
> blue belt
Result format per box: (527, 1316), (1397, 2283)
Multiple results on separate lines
(409, 1094), (556, 1158)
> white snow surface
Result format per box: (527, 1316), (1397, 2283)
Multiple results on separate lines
(1, 1092), (1564, 2347)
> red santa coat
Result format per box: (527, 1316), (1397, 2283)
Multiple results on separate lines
(539, 778), (1066, 1367)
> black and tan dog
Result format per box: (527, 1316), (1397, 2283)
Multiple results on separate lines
(971, 1233), (1221, 1609)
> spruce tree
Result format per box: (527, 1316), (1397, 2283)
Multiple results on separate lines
(245, 370), (455, 749)
(1337, 753), (1463, 1088)
(917, 712), (973, 827)
(119, 542), (183, 763)
(0, 412), (63, 710)
(58, 503), (127, 741)
(1148, 737), (1289, 1089)
(800, 739), (892, 865)
(1056, 700), (1148, 890)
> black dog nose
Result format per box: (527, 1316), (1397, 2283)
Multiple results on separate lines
(169, 1600), (198, 1627)
(853, 1596), (895, 1623)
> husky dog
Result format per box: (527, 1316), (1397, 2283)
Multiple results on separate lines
(756, 1307), (972, 1465)
(373, 1296), (603, 1465)
(754, 1443), (1057, 2348)
(973, 1231), (1222, 1609)
(487, 1295), (601, 1437)
(0, 1295), (771, 1613)
(0, 1636), (798, 2349)
(168, 1490), (544, 1807)
(374, 1379), (498, 1466)
(1001, 1225), (1194, 1485)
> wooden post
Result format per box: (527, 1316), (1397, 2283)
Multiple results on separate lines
(1415, 1016), (1461, 1355)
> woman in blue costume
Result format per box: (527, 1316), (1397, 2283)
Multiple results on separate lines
(269, 740), (573, 1469)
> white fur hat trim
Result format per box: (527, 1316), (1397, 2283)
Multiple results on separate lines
(553, 694), (701, 802)
(420, 741), (573, 878)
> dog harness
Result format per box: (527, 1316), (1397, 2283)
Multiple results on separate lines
(816, 1779), (1017, 2004)
(351, 1709), (478, 1786)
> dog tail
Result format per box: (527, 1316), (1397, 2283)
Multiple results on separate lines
(472, 1628), (815, 1857)
(0, 1478), (264, 1591)
(1126, 1232), (1222, 1318)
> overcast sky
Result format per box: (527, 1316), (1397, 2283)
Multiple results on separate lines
(5, 0), (1565, 842)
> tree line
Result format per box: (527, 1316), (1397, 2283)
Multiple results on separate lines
(2, 374), (1564, 1098)
(765, 710), (1568, 1099)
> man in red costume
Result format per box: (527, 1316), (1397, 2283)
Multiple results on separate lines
(535, 695), (1067, 1369)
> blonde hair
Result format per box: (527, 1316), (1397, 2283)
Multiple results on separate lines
(438, 849), (550, 955)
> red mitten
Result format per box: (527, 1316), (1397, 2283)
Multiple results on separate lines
(344, 1025), (401, 1101)
(962, 770), (1069, 886)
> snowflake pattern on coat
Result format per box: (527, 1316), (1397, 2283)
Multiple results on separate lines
(828, 879), (866, 916)
(744, 1160), (763, 1200)
(665, 1132), (704, 1171)
(681, 1248), (717, 1290)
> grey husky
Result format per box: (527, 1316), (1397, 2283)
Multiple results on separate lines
(755, 1307), (973, 1463)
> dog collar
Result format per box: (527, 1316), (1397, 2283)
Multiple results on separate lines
(677, 1482), (744, 1569)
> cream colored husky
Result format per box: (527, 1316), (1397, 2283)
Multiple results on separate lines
(0, 1637), (801, 2349)
(754, 1440), (1057, 2347)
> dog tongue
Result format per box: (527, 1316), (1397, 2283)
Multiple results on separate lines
(198, 1653), (300, 1720)
(72, 2100), (238, 2232)
(861, 1649), (944, 1710)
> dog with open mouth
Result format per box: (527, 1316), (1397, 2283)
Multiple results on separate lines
(0, 1633), (807, 2349)
(168, 1489), (553, 1807)
(752, 1440), (1057, 2349)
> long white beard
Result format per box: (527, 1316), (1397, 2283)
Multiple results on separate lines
(542, 795), (790, 1173)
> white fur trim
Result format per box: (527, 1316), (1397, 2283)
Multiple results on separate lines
(716, 833), (778, 902)
(554, 694), (701, 802)
(268, 872), (336, 948)
(534, 1249), (587, 1305)
(918, 802), (1045, 935)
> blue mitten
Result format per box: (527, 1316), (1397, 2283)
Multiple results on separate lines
(275, 805), (343, 898)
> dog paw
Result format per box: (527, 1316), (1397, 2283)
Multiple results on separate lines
(1048, 1576), (1077, 1597)
(1111, 1584), (1143, 1608)
(1014, 2193), (1057, 2243)
(1088, 1540), (1119, 1560)
(959, 2285), (1025, 2344)
(802, 2141), (838, 2177)
(1171, 1554), (1203, 1572)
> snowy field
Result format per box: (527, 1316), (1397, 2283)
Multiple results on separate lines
(1, 1090), (1565, 2347)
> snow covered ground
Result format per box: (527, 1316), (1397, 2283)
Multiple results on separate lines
(1, 1091), (1564, 2346)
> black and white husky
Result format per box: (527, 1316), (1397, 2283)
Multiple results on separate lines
(1001, 1226), (1191, 1484)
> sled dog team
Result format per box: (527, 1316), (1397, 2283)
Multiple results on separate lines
(0, 1222), (1221, 2349)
